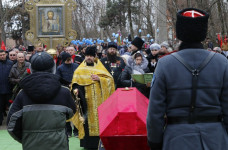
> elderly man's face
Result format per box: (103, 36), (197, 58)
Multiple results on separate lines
(9, 51), (17, 61)
(17, 53), (25, 63)
(68, 47), (75, 56)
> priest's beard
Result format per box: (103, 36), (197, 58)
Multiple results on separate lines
(86, 62), (94, 66)
(107, 52), (117, 63)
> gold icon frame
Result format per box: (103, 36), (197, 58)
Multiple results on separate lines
(25, 0), (77, 49)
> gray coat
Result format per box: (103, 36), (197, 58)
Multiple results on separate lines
(147, 49), (228, 150)
(9, 62), (30, 85)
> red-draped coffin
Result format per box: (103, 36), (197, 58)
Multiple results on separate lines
(98, 88), (150, 150)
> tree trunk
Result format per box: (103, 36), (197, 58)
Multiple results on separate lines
(21, 0), (26, 46)
(146, 0), (154, 38)
(207, 6), (217, 44)
(217, 0), (227, 36)
(187, 0), (191, 7)
(0, 0), (6, 43)
(79, 4), (88, 38)
(221, 1), (228, 35)
(127, 0), (134, 40)
(92, 4), (99, 38)
(156, 0), (168, 43)
(73, 10), (81, 39)
(136, 1), (142, 37)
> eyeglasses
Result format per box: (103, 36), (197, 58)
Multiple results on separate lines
(10, 54), (16, 56)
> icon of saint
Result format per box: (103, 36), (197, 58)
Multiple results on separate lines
(42, 11), (60, 33)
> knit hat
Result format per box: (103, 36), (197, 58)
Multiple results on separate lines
(108, 42), (118, 49)
(131, 37), (144, 50)
(150, 43), (161, 51)
(85, 46), (96, 57)
(61, 52), (71, 62)
(176, 8), (209, 43)
(30, 52), (55, 73)
(160, 42), (169, 49)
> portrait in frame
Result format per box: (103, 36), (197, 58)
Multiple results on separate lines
(37, 4), (65, 37)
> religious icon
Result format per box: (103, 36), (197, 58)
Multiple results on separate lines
(37, 5), (65, 37)
(25, 0), (77, 50)
(42, 11), (59, 32)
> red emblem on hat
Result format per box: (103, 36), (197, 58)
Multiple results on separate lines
(182, 10), (205, 18)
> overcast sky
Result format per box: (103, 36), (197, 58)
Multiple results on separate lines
(2, 0), (20, 7)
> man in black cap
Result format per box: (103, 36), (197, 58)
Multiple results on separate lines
(56, 52), (79, 86)
(71, 47), (115, 149)
(7, 52), (76, 150)
(101, 42), (125, 88)
(147, 8), (228, 150)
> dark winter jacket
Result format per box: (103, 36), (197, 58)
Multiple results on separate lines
(147, 49), (228, 150)
(7, 72), (76, 150)
(120, 57), (150, 97)
(56, 63), (79, 83)
(0, 59), (13, 94)
(147, 54), (158, 73)
(9, 62), (30, 86)
(101, 57), (125, 88)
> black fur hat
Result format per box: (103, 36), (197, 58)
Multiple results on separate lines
(176, 8), (209, 43)
(131, 37), (144, 50)
(108, 42), (117, 49)
(27, 46), (34, 52)
(85, 46), (96, 57)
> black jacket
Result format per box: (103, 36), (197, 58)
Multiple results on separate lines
(100, 57), (125, 88)
(147, 54), (158, 73)
(56, 63), (79, 83)
(0, 59), (13, 94)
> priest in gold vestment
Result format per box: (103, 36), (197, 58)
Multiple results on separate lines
(71, 46), (115, 149)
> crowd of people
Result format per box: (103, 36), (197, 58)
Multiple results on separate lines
(2, 7), (228, 150)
